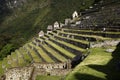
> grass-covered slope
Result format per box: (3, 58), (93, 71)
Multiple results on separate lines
(65, 46), (120, 80)
(0, 0), (95, 60)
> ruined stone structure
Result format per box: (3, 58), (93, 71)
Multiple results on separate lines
(4, 60), (72, 80)
(47, 25), (53, 34)
(38, 31), (44, 37)
(53, 21), (59, 30)
(65, 18), (71, 25)
(72, 11), (78, 19)
(60, 23), (64, 28)
(5, 67), (34, 80)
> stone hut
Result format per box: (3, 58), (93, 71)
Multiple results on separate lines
(47, 25), (53, 34)
(38, 31), (44, 37)
(60, 23), (64, 28)
(65, 18), (71, 25)
(53, 21), (59, 30)
(72, 11), (78, 19)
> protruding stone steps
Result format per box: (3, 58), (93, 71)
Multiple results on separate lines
(7, 55), (13, 68)
(45, 34), (86, 55)
(49, 32), (89, 49)
(94, 28), (120, 32)
(11, 52), (19, 67)
(25, 44), (41, 63)
(41, 37), (76, 59)
(63, 28), (120, 38)
(23, 45), (34, 63)
(37, 38), (73, 60)
(15, 50), (26, 66)
(2, 58), (10, 70)
(56, 30), (111, 41)
(19, 47), (32, 65)
(33, 41), (64, 62)
(29, 42), (54, 63)
(38, 42), (68, 62)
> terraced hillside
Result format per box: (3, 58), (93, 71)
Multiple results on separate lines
(0, 1), (120, 80)
(0, 23), (120, 76)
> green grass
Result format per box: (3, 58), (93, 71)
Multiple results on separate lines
(0, 0), (94, 60)
(57, 30), (111, 41)
(36, 75), (63, 80)
(25, 44), (41, 62)
(40, 43), (68, 62)
(10, 52), (19, 67)
(19, 47), (32, 65)
(15, 50), (26, 66)
(66, 48), (116, 80)
(48, 34), (86, 52)
(63, 28), (120, 35)
(51, 32), (89, 44)
(43, 38), (76, 58)
(65, 47), (120, 80)
(29, 43), (54, 63)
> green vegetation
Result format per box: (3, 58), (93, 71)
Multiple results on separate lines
(36, 75), (63, 80)
(65, 47), (120, 80)
(0, 0), (95, 60)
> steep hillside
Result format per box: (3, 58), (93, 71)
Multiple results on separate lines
(0, 0), (95, 60)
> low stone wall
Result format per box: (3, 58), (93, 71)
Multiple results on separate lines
(4, 61), (72, 80)
(90, 40), (120, 48)
(5, 67), (34, 80)
(31, 62), (67, 69)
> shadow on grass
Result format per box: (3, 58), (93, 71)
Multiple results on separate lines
(74, 72), (105, 80)
(74, 42), (120, 80)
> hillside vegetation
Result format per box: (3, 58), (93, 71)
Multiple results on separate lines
(0, 0), (95, 60)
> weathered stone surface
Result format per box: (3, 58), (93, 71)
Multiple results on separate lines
(38, 31), (44, 37)
(72, 11), (78, 19)
(106, 49), (114, 53)
(54, 21), (59, 30)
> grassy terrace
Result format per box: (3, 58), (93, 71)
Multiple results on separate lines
(46, 34), (86, 53)
(0, 58), (10, 76)
(39, 37), (75, 59)
(11, 52), (19, 67)
(25, 44), (41, 63)
(19, 47), (32, 65)
(15, 50), (26, 67)
(29, 42), (54, 63)
(63, 28), (120, 35)
(36, 75), (63, 80)
(57, 30), (111, 41)
(51, 32), (89, 44)
(65, 47), (120, 80)
(38, 42), (68, 62)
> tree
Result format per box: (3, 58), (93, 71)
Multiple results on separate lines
(0, 44), (15, 60)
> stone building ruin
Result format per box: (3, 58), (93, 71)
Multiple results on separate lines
(47, 25), (53, 34)
(53, 21), (59, 30)
(72, 11), (78, 19)
(38, 31), (44, 37)
(3, 60), (72, 80)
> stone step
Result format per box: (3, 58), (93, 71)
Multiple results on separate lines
(25, 44), (41, 63)
(37, 38), (73, 60)
(46, 34), (86, 55)
(41, 37), (75, 59)
(15, 50), (26, 67)
(29, 43), (54, 63)
(49, 32), (89, 49)
(35, 42), (65, 62)
(10, 52), (19, 67)
(57, 30), (110, 41)
(19, 47), (32, 65)
(40, 43), (68, 62)
(62, 28), (120, 38)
